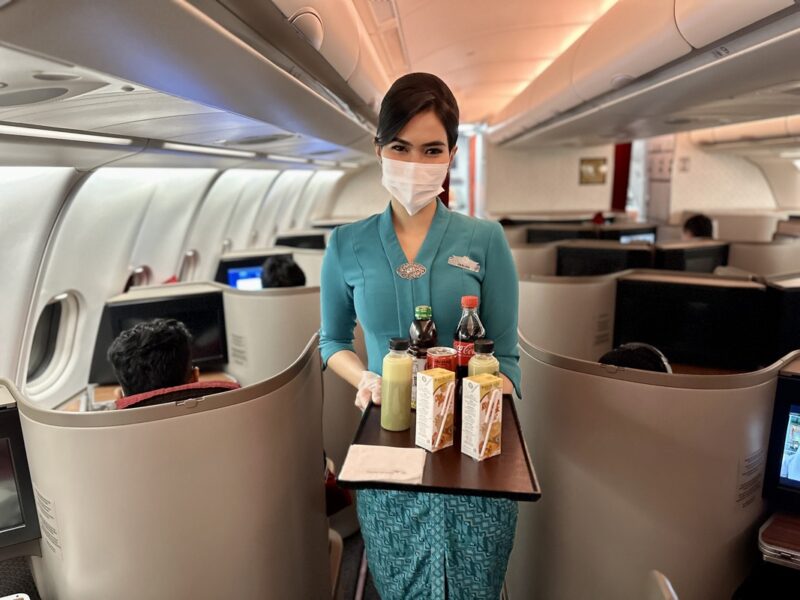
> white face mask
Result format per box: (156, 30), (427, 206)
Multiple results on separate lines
(381, 157), (449, 216)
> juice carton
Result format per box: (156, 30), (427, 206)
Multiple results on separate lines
(415, 368), (456, 452)
(461, 373), (503, 461)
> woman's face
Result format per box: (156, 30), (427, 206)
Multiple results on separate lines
(377, 109), (456, 165)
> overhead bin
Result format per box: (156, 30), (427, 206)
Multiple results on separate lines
(675, 0), (793, 49)
(691, 116), (791, 145)
(571, 0), (692, 102)
(489, 43), (582, 144)
(490, 0), (800, 146)
(272, 0), (389, 113)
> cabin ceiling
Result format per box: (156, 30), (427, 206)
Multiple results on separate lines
(353, 0), (618, 123)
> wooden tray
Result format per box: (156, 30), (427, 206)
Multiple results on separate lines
(338, 395), (541, 502)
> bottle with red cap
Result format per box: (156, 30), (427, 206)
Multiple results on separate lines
(454, 295), (485, 388)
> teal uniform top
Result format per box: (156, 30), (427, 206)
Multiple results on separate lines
(319, 199), (521, 600)
(319, 199), (521, 396)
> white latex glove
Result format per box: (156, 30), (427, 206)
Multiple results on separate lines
(356, 371), (382, 410)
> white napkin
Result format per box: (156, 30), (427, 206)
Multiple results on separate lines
(339, 444), (426, 485)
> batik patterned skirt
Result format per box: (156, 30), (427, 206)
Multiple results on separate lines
(356, 489), (518, 600)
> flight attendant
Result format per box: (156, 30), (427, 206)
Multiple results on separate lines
(320, 72), (520, 599)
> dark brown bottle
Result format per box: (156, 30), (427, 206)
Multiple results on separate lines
(409, 305), (437, 409)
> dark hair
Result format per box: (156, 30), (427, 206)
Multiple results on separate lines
(598, 343), (671, 374)
(375, 73), (459, 150)
(107, 318), (193, 396)
(683, 214), (713, 238)
(261, 255), (306, 288)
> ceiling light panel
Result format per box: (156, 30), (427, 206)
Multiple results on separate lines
(162, 141), (256, 158)
(0, 123), (133, 145)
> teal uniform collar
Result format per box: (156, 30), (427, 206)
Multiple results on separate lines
(378, 198), (451, 271)
(378, 198), (452, 333)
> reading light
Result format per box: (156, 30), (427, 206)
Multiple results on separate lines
(0, 123), (133, 146)
(162, 142), (256, 158)
(267, 154), (309, 164)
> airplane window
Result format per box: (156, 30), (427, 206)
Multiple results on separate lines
(26, 301), (62, 382)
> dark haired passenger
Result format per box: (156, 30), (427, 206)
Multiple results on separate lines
(599, 342), (672, 374)
(261, 255), (306, 288)
(682, 214), (714, 240)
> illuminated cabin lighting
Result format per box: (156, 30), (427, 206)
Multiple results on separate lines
(313, 159), (338, 167)
(339, 162), (360, 169)
(267, 154), (309, 164)
(162, 142), (256, 158)
(0, 123), (133, 146)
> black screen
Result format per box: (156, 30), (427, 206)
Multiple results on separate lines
(557, 246), (654, 276)
(274, 234), (325, 250)
(90, 291), (227, 385)
(655, 245), (729, 273)
(0, 406), (39, 550)
(0, 439), (23, 533)
(614, 278), (768, 370)
(768, 284), (800, 360)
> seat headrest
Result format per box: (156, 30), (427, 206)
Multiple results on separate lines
(115, 380), (240, 410)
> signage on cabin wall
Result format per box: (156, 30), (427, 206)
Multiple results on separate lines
(579, 158), (608, 185)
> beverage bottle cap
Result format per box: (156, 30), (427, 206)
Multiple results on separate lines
(389, 338), (410, 351)
(414, 305), (433, 320)
(474, 339), (494, 354)
(461, 295), (479, 309)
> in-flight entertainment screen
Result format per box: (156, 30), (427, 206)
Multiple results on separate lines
(227, 266), (263, 290)
(779, 405), (800, 490)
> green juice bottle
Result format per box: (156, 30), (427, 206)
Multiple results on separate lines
(381, 338), (413, 431)
(468, 339), (500, 378)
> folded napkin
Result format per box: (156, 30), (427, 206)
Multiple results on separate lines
(339, 444), (426, 485)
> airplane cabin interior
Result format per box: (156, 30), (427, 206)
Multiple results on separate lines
(2, 1), (800, 599)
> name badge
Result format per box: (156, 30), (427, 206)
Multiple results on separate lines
(448, 255), (480, 273)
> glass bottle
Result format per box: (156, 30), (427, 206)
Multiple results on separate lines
(409, 305), (437, 410)
(468, 339), (500, 377)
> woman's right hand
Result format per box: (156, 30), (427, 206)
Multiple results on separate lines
(356, 371), (382, 410)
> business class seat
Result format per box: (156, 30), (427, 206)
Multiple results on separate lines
(507, 332), (800, 600)
(727, 239), (800, 277)
(222, 285), (364, 537)
(15, 335), (331, 600)
(519, 275), (617, 361)
(510, 244), (557, 278)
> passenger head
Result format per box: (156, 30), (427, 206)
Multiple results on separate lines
(682, 214), (713, 240)
(598, 343), (672, 374)
(260, 254), (306, 288)
(374, 72), (459, 164)
(107, 318), (198, 397)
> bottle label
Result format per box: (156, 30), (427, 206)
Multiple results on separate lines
(454, 340), (475, 367)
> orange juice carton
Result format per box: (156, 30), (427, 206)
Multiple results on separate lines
(415, 368), (456, 452)
(462, 374), (503, 461)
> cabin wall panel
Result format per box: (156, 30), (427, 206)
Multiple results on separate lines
(252, 170), (315, 247)
(24, 171), (158, 404)
(324, 165), (388, 220)
(224, 170), (282, 250)
(185, 170), (265, 281)
(750, 158), (800, 211)
(129, 169), (219, 283)
(667, 133), (777, 222)
(0, 167), (81, 382)
(485, 143), (614, 214)
(292, 170), (346, 230)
